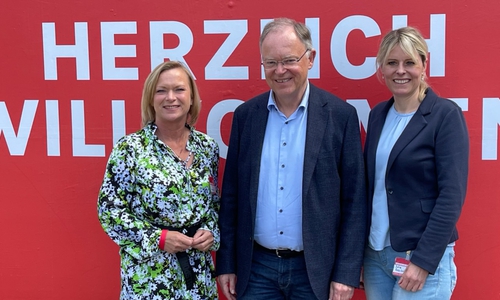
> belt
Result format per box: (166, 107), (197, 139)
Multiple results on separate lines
(254, 242), (303, 258)
(156, 222), (201, 290)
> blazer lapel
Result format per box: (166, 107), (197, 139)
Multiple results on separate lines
(387, 90), (436, 172)
(248, 94), (270, 217)
(366, 100), (393, 177)
(303, 86), (328, 195)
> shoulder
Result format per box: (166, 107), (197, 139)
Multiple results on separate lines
(106, 128), (149, 161)
(309, 84), (358, 116)
(192, 129), (219, 151)
(310, 84), (342, 102)
(192, 129), (217, 144)
(422, 88), (463, 116)
(236, 91), (269, 111)
(371, 99), (391, 114)
(114, 128), (147, 150)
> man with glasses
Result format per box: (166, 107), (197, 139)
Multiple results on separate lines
(217, 18), (366, 300)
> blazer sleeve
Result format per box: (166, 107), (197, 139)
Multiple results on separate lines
(215, 105), (242, 275)
(410, 103), (469, 273)
(331, 106), (368, 286)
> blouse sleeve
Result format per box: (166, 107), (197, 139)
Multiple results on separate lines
(203, 139), (220, 252)
(97, 137), (162, 261)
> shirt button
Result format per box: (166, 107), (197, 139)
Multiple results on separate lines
(285, 121), (289, 124)
(388, 190), (393, 195)
(280, 187), (284, 190)
(281, 164), (285, 168)
(279, 231), (283, 235)
(279, 209), (283, 213)
(282, 142), (287, 146)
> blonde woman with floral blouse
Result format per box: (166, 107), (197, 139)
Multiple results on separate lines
(98, 61), (220, 299)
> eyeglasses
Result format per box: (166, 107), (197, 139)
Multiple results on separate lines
(261, 49), (311, 70)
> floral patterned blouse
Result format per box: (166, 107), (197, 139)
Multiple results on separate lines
(97, 123), (220, 300)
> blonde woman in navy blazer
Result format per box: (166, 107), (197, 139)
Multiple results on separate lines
(363, 27), (469, 300)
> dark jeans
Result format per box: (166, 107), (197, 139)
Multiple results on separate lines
(239, 245), (317, 300)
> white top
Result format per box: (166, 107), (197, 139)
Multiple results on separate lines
(369, 104), (415, 250)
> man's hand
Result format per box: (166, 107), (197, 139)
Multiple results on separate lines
(398, 262), (429, 292)
(329, 281), (354, 300)
(218, 274), (237, 300)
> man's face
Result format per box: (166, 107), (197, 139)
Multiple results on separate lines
(260, 26), (314, 102)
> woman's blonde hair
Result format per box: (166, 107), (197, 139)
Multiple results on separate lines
(376, 26), (429, 101)
(141, 61), (201, 127)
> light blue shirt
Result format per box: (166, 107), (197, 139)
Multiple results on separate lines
(254, 83), (310, 251)
(369, 104), (415, 251)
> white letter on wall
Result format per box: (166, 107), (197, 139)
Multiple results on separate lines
(71, 100), (105, 157)
(449, 98), (469, 111)
(482, 98), (500, 160)
(204, 20), (248, 80)
(0, 100), (38, 156)
(46, 100), (60, 156)
(206, 99), (244, 159)
(347, 99), (371, 132)
(112, 100), (126, 145)
(150, 21), (195, 77)
(101, 22), (138, 80)
(392, 14), (446, 77)
(42, 22), (90, 80)
(331, 16), (380, 80)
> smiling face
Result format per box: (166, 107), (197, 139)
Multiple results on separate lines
(380, 45), (426, 102)
(260, 25), (315, 103)
(152, 67), (192, 126)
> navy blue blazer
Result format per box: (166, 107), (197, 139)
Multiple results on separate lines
(216, 84), (367, 300)
(364, 88), (469, 274)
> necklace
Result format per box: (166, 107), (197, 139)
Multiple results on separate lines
(167, 131), (192, 168)
(155, 124), (193, 168)
(179, 150), (192, 167)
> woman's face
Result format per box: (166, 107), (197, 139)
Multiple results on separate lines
(380, 45), (426, 101)
(153, 68), (192, 126)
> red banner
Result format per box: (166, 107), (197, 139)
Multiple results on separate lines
(1, 1), (499, 299)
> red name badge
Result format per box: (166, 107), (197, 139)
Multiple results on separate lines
(392, 257), (410, 276)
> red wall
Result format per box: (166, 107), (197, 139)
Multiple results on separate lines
(1, 1), (499, 299)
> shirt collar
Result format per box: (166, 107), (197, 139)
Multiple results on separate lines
(267, 81), (310, 113)
(145, 122), (193, 140)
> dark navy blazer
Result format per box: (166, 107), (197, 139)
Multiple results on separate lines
(216, 84), (367, 300)
(364, 88), (469, 274)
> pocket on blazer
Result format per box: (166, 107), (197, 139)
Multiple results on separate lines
(420, 198), (436, 213)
